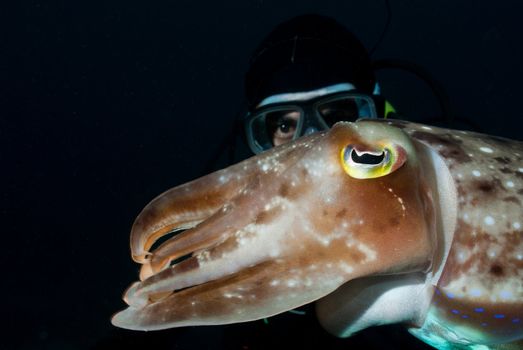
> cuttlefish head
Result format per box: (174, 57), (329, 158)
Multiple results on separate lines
(112, 120), (436, 331)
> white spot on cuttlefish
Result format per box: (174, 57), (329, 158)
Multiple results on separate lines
(223, 292), (243, 299)
(456, 250), (470, 263)
(472, 170), (481, 177)
(338, 262), (354, 274)
(487, 247), (499, 258)
(500, 290), (513, 299)
(319, 237), (331, 246)
(479, 147), (493, 154)
(513, 222), (521, 229)
(387, 187), (406, 215)
(484, 216), (495, 226)
(286, 279), (298, 288)
(506, 181), (515, 188)
(470, 289), (483, 297)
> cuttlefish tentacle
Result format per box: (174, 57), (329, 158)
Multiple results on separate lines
(114, 121), (436, 331)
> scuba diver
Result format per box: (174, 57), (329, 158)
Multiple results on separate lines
(205, 13), (451, 173)
(243, 14), (397, 154)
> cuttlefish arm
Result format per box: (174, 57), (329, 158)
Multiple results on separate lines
(112, 121), (438, 331)
(128, 134), (307, 279)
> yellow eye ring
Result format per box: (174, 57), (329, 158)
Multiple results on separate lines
(340, 144), (406, 179)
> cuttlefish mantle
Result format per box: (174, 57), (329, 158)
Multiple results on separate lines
(112, 119), (523, 349)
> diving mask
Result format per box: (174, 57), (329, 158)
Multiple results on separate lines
(244, 86), (378, 154)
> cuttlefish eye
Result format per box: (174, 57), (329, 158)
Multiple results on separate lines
(340, 144), (407, 179)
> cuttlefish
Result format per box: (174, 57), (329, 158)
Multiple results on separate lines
(112, 119), (523, 349)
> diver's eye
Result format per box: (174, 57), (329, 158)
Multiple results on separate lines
(341, 144), (406, 179)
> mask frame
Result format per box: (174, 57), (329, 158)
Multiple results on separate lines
(244, 91), (379, 154)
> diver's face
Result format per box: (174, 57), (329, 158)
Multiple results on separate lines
(264, 100), (359, 147)
(265, 110), (300, 146)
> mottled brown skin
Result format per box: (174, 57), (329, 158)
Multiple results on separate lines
(113, 120), (522, 349)
(388, 120), (523, 347)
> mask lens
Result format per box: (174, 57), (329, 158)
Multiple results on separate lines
(247, 107), (301, 152)
(317, 95), (376, 126)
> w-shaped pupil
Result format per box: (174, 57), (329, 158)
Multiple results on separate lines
(351, 150), (385, 165)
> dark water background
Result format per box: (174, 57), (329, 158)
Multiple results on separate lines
(4, 1), (523, 349)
